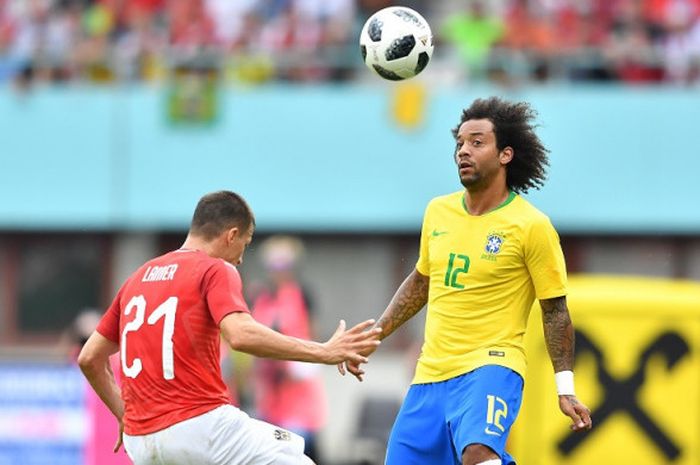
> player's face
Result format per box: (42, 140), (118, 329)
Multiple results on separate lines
(454, 119), (508, 189)
(226, 224), (254, 266)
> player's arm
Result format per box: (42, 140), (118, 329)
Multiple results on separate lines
(77, 331), (125, 451)
(220, 311), (381, 365)
(540, 296), (592, 432)
(340, 268), (429, 381)
(375, 268), (429, 340)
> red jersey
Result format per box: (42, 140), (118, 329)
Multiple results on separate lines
(96, 249), (249, 435)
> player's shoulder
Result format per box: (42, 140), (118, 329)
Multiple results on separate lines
(196, 253), (241, 280)
(219, 259), (241, 276)
(511, 195), (555, 228)
(188, 252), (240, 276)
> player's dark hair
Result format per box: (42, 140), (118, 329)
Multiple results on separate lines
(453, 97), (549, 193)
(190, 191), (255, 240)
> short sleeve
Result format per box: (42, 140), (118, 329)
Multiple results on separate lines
(96, 284), (125, 343)
(204, 261), (250, 325)
(415, 202), (432, 276)
(524, 215), (568, 300)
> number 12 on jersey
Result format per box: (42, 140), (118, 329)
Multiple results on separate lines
(121, 295), (178, 380)
(444, 253), (470, 289)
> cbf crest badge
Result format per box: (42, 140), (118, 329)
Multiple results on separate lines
(481, 232), (505, 261)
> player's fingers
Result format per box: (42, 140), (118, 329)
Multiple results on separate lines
(347, 361), (363, 374)
(567, 406), (586, 431)
(329, 320), (345, 341)
(337, 362), (346, 376)
(576, 405), (593, 430)
(348, 353), (369, 365)
(347, 319), (376, 334)
(355, 339), (381, 350)
(346, 330), (382, 347)
(113, 435), (123, 453)
(364, 327), (383, 338)
(348, 364), (365, 382)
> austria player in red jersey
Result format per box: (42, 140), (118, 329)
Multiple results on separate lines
(78, 191), (382, 465)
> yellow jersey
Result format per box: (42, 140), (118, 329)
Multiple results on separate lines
(413, 190), (567, 384)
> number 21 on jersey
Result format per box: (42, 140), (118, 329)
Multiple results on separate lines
(121, 295), (178, 380)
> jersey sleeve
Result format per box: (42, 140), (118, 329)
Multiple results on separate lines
(96, 283), (126, 343)
(524, 215), (568, 300)
(415, 201), (433, 276)
(204, 261), (250, 325)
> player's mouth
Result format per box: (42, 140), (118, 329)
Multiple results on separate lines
(459, 163), (473, 174)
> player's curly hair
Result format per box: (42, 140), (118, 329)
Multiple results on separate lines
(191, 190), (255, 240)
(452, 97), (549, 193)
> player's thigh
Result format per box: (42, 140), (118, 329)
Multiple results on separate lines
(237, 416), (310, 465)
(446, 365), (523, 465)
(386, 382), (457, 465)
(208, 406), (309, 465)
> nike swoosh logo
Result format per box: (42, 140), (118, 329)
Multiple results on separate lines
(484, 427), (502, 436)
(431, 230), (448, 237)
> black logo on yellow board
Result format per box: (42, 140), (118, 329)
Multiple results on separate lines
(559, 330), (690, 460)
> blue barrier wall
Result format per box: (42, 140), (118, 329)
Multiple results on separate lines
(1, 85), (698, 233)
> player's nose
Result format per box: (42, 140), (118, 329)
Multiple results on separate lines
(456, 148), (470, 162)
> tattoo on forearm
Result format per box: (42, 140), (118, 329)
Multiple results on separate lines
(541, 296), (575, 372)
(376, 271), (429, 340)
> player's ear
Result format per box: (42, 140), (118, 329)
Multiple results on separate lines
(226, 227), (240, 244)
(499, 146), (514, 165)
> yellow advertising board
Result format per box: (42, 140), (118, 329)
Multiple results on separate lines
(510, 275), (700, 465)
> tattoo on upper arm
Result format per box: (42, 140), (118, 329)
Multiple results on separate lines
(376, 271), (429, 339)
(541, 296), (575, 372)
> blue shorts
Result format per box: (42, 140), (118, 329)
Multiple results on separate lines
(385, 365), (524, 465)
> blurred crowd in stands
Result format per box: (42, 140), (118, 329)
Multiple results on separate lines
(1, 0), (699, 87)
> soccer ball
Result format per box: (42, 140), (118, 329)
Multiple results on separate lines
(359, 6), (434, 81)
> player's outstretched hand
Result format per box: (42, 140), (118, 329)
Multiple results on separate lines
(336, 321), (382, 382)
(559, 395), (592, 432)
(322, 319), (381, 367)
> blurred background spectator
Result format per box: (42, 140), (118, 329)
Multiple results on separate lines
(440, 1), (504, 81)
(2, 0), (700, 87)
(247, 236), (327, 463)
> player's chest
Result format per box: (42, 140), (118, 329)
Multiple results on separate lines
(427, 221), (524, 284)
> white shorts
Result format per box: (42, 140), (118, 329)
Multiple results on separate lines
(123, 405), (313, 465)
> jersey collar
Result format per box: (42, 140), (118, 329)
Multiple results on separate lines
(461, 190), (516, 215)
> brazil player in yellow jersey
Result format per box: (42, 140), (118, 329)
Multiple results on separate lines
(339, 97), (592, 465)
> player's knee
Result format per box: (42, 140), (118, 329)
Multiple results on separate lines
(461, 443), (501, 465)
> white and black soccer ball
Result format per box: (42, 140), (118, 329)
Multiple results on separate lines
(359, 6), (434, 81)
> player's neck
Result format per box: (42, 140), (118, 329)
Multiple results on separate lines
(181, 235), (216, 257)
(463, 182), (510, 216)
